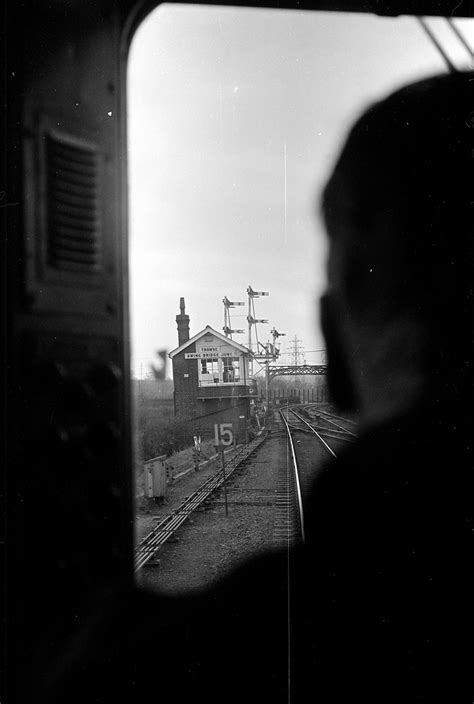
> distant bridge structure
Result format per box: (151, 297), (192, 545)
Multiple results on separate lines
(267, 364), (327, 381)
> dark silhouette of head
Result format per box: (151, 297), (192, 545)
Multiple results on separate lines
(320, 71), (473, 425)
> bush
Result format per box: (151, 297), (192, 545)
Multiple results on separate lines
(140, 414), (191, 461)
(134, 395), (193, 461)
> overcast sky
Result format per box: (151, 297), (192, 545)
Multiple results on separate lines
(128, 6), (473, 378)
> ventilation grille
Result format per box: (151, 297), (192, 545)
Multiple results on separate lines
(46, 133), (102, 274)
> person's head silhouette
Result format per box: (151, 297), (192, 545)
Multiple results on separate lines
(320, 71), (473, 427)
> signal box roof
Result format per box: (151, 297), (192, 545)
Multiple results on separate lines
(169, 325), (250, 359)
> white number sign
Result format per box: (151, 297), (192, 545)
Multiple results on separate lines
(214, 423), (234, 446)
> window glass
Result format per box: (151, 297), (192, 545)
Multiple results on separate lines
(129, 7), (473, 384)
(201, 358), (219, 378)
(129, 7), (473, 582)
(223, 357), (241, 382)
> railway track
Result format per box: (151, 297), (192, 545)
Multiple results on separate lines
(277, 404), (358, 545)
(135, 432), (268, 571)
(136, 405), (357, 573)
(274, 410), (306, 545)
(304, 405), (357, 437)
(287, 405), (356, 443)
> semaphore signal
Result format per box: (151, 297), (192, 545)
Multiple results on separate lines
(223, 296), (245, 338)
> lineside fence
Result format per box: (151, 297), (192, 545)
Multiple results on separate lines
(261, 386), (329, 404)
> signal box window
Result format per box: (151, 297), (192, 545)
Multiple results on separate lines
(223, 358), (240, 383)
(201, 359), (219, 377)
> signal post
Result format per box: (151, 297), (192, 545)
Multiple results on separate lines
(214, 423), (234, 516)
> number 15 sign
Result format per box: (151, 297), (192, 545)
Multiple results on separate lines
(214, 423), (234, 447)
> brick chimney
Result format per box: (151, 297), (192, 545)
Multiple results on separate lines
(176, 297), (190, 346)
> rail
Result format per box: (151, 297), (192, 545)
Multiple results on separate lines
(313, 407), (357, 426)
(307, 411), (357, 438)
(135, 432), (268, 571)
(278, 409), (305, 543)
(277, 404), (357, 544)
(288, 408), (337, 458)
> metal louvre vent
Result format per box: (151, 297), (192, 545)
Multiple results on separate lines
(46, 133), (102, 274)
